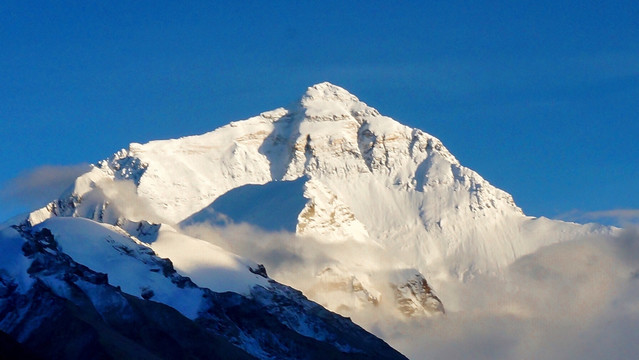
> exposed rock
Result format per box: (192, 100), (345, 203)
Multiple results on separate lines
(393, 274), (444, 316)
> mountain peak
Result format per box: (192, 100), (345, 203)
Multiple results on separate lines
(299, 82), (375, 121)
(306, 81), (355, 98)
(302, 82), (359, 104)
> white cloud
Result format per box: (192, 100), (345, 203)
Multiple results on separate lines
(183, 222), (639, 359)
(0, 164), (91, 211)
(583, 209), (639, 222)
(181, 222), (380, 280)
(557, 209), (639, 226)
(79, 178), (169, 225)
(386, 227), (639, 360)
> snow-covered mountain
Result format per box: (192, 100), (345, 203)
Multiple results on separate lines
(1, 82), (617, 358)
(0, 216), (406, 359)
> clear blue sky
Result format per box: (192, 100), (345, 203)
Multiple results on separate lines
(1, 1), (638, 225)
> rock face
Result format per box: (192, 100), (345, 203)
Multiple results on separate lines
(393, 274), (445, 316)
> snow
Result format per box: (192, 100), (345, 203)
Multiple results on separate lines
(185, 177), (309, 232)
(25, 207), (54, 227)
(26, 215), (271, 318)
(0, 227), (35, 291)
(68, 165), (113, 199)
(17, 81), (620, 335)
(34, 217), (204, 319)
(150, 224), (269, 294)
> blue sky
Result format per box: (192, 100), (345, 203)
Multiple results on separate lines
(1, 1), (638, 225)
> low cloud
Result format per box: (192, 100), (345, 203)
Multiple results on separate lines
(557, 209), (639, 226)
(0, 164), (91, 213)
(183, 221), (639, 359)
(80, 178), (168, 225)
(386, 227), (639, 360)
(182, 222), (377, 278)
(583, 209), (639, 223)
(181, 221), (419, 326)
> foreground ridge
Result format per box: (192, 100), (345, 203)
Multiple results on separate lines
(0, 219), (406, 359)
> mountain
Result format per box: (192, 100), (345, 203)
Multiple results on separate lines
(1, 82), (616, 358)
(0, 218), (406, 359)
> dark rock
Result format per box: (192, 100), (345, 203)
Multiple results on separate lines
(141, 288), (154, 300)
(249, 264), (268, 278)
(0, 330), (42, 360)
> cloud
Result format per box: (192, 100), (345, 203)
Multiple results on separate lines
(385, 228), (639, 360)
(306, 50), (639, 101)
(182, 223), (306, 273)
(0, 164), (91, 209)
(583, 209), (639, 223)
(179, 218), (639, 360)
(556, 209), (639, 226)
(181, 221), (422, 326)
(79, 178), (168, 225)
(181, 222), (364, 277)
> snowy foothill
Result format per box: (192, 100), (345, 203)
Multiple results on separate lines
(24, 216), (270, 321)
(33, 217), (205, 319)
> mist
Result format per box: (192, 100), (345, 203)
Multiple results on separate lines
(389, 227), (639, 360)
(182, 222), (391, 284)
(182, 221), (639, 359)
(77, 177), (169, 225)
(0, 164), (91, 220)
